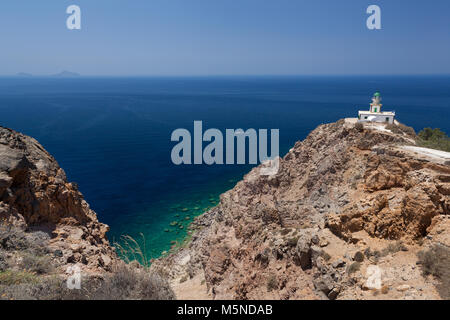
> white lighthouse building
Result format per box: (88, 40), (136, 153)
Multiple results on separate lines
(358, 92), (395, 124)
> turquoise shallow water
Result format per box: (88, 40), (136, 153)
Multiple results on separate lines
(0, 76), (449, 260)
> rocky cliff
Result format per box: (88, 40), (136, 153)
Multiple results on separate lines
(0, 126), (116, 272)
(153, 119), (450, 300)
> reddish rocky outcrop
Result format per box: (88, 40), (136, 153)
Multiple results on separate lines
(0, 126), (117, 272)
(153, 119), (450, 300)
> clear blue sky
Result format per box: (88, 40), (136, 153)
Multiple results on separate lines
(1, 0), (449, 76)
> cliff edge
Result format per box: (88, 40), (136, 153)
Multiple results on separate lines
(0, 126), (116, 272)
(0, 126), (175, 300)
(153, 119), (450, 300)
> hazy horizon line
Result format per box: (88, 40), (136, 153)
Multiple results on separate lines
(2, 73), (450, 78)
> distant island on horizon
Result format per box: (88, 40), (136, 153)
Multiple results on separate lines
(14, 70), (81, 78)
(52, 70), (81, 78)
(16, 72), (33, 77)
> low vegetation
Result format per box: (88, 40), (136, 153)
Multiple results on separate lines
(356, 121), (449, 153)
(346, 262), (360, 275)
(363, 241), (407, 263)
(0, 227), (175, 300)
(266, 273), (278, 292)
(90, 264), (176, 300)
(114, 234), (150, 267)
(416, 127), (450, 152)
(0, 264), (176, 300)
(380, 241), (408, 257)
(20, 250), (53, 275)
(353, 251), (364, 262)
(417, 244), (450, 300)
(0, 270), (38, 286)
(385, 123), (416, 137)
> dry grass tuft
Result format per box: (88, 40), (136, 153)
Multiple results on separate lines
(266, 274), (278, 292)
(417, 244), (450, 300)
(114, 233), (150, 267)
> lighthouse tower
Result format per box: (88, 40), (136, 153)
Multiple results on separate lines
(370, 92), (382, 113)
(358, 92), (395, 124)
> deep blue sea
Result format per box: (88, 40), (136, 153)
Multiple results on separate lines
(0, 76), (449, 259)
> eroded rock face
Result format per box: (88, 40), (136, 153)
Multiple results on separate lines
(153, 120), (450, 300)
(0, 126), (116, 272)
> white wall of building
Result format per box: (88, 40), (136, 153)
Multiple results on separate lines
(358, 113), (395, 124)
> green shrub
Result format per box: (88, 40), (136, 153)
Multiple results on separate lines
(418, 128), (445, 141)
(416, 128), (450, 152)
